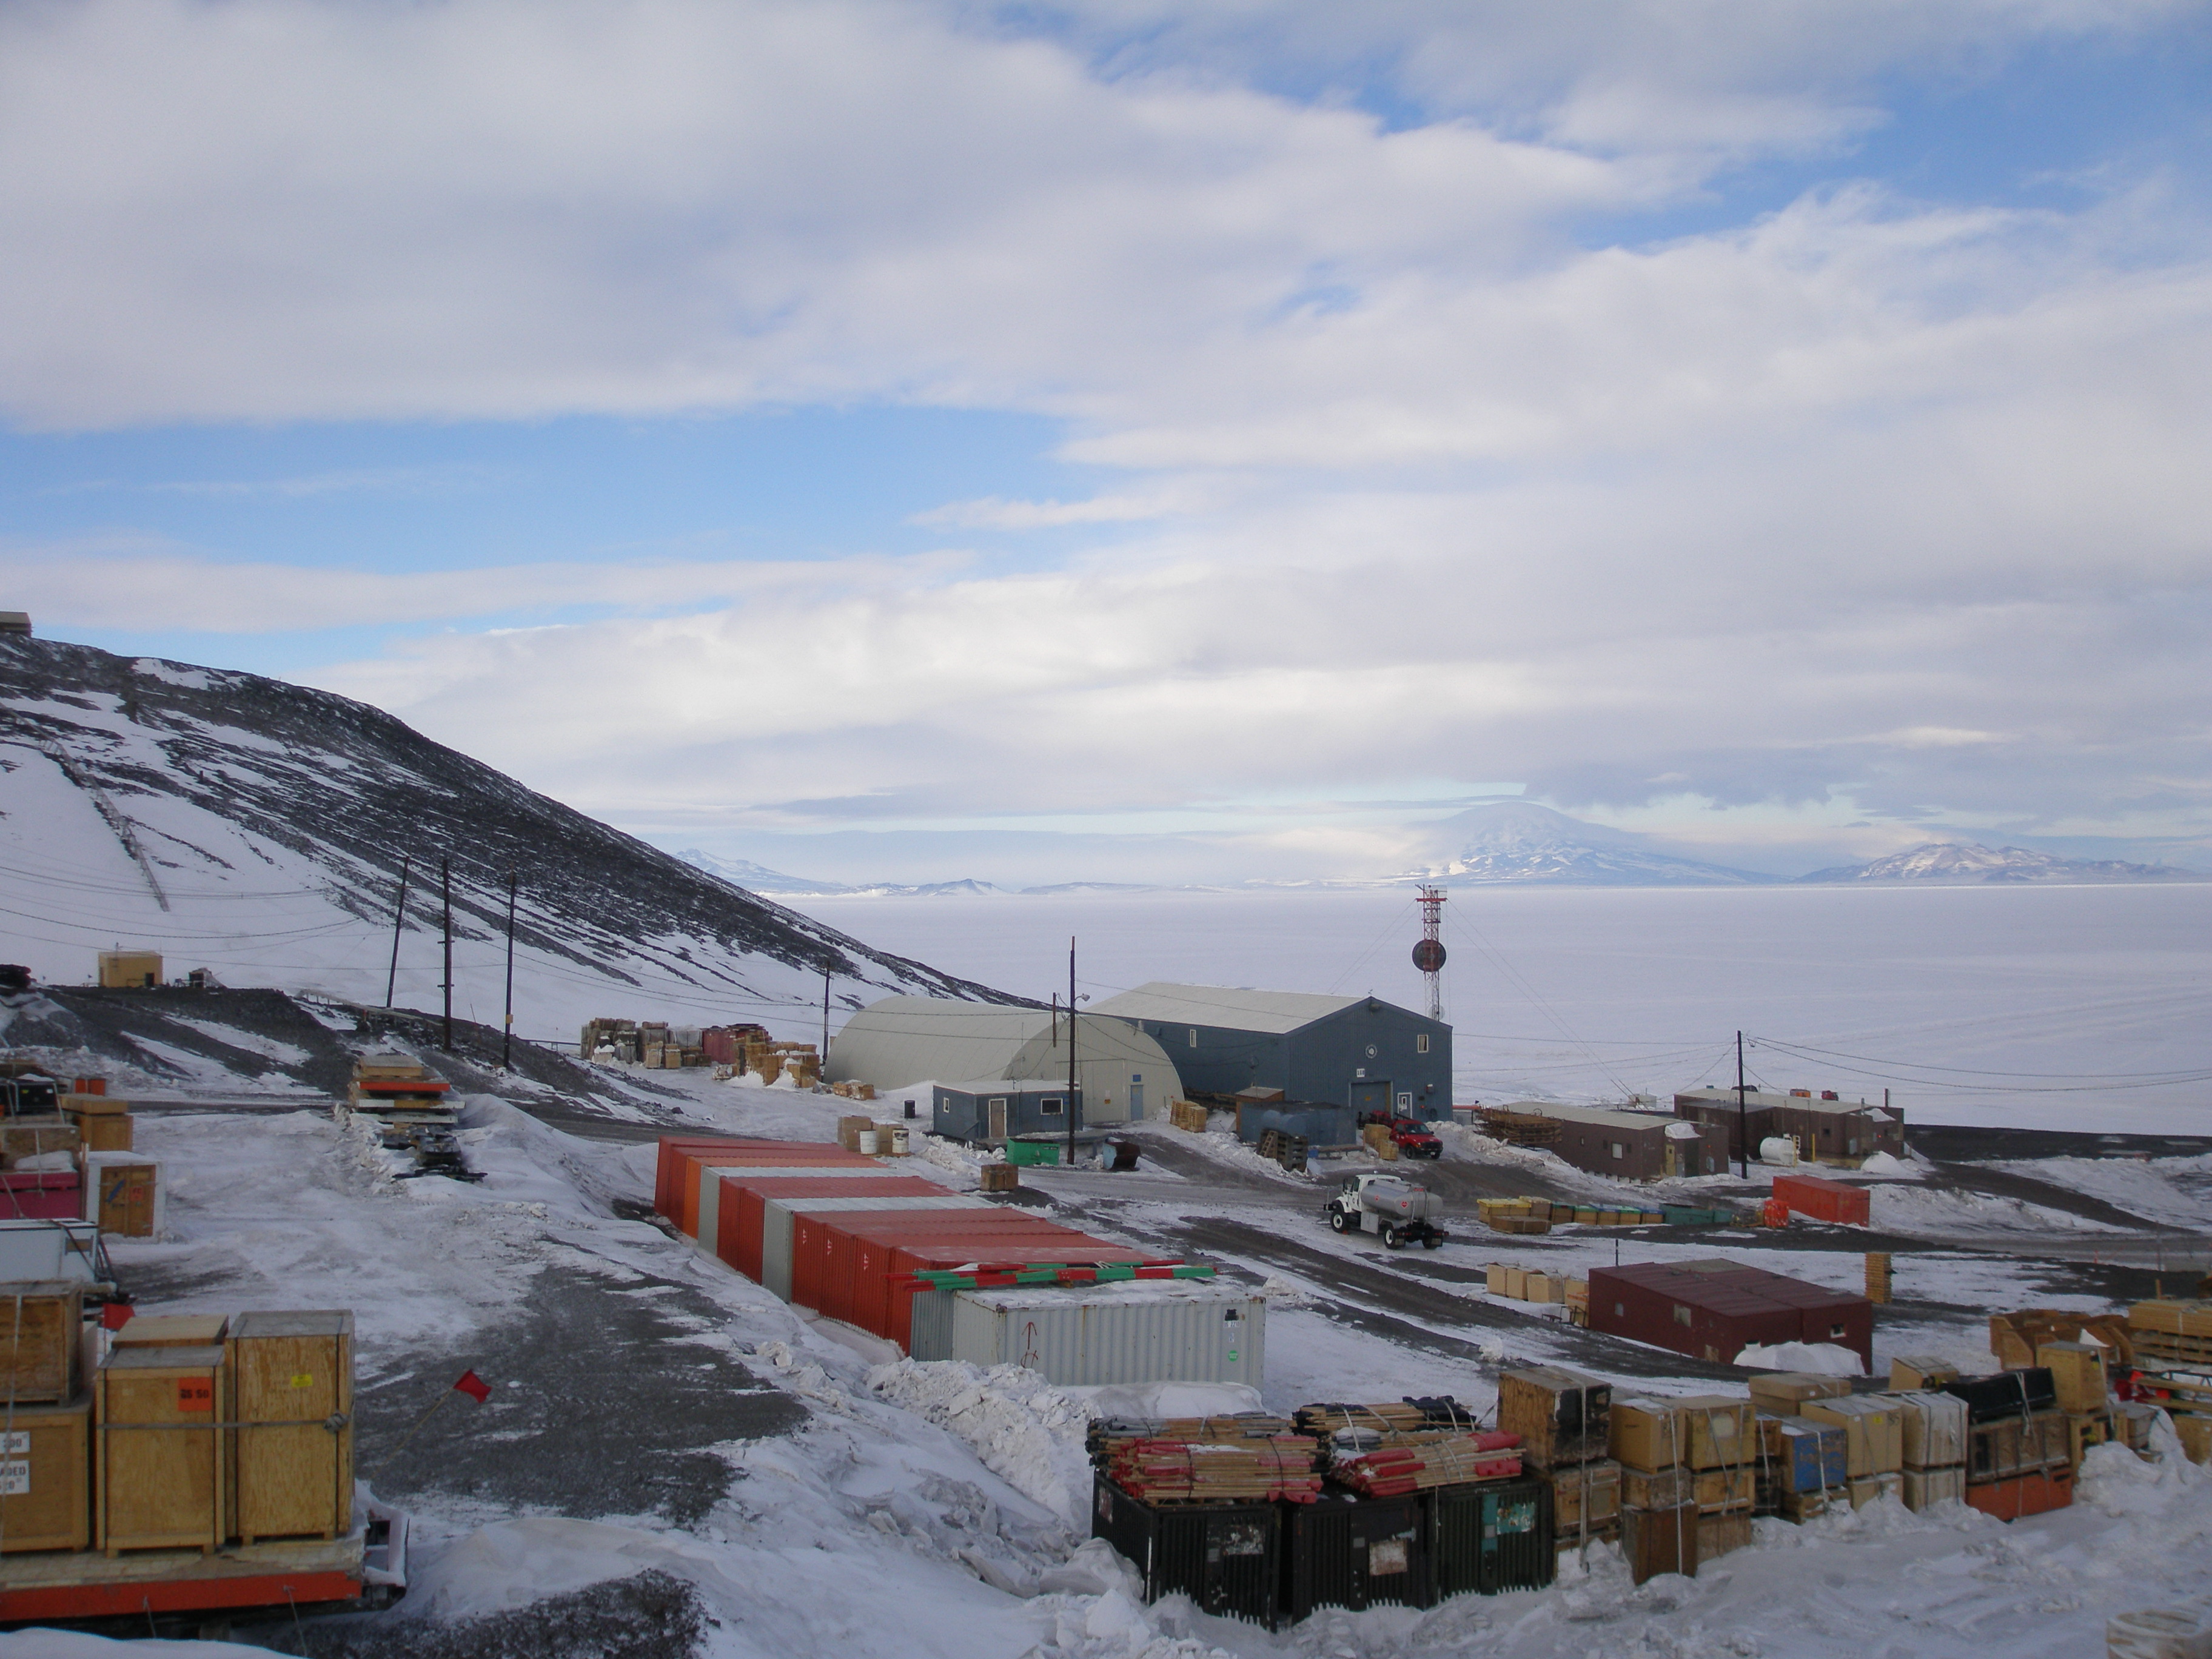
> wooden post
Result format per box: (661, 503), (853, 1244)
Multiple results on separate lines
(440, 857), (454, 1054)
(383, 856), (410, 1009)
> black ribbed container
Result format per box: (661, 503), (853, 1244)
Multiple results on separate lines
(1943, 1368), (2056, 1424)
(1091, 1476), (1281, 1629)
(1280, 1491), (1435, 1621)
(1429, 1479), (1555, 1597)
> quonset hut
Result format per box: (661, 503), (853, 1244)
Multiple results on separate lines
(826, 997), (1182, 1128)
(1088, 983), (1451, 1117)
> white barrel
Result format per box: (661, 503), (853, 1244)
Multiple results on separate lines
(857, 1130), (879, 1155)
(2110, 1611), (2212, 1659)
(890, 1127), (910, 1156)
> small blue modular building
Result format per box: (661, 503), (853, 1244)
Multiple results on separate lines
(933, 1078), (1082, 1145)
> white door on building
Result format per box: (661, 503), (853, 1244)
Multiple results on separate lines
(987, 1098), (1008, 1141)
(1128, 1076), (1146, 1118)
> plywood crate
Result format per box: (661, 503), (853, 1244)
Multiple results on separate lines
(0, 1283), (84, 1404)
(224, 1311), (354, 1545)
(1748, 1371), (1852, 1415)
(1670, 1396), (1755, 1469)
(83, 1155), (160, 1237)
(0, 1119), (80, 1168)
(979, 1164), (1020, 1194)
(1889, 1354), (1959, 1391)
(1546, 1458), (1620, 1531)
(60, 1096), (132, 1155)
(1697, 1509), (1751, 1562)
(115, 1315), (229, 1351)
(1497, 1366), (1610, 1469)
(1620, 1502), (1697, 1584)
(95, 1344), (225, 1554)
(1902, 1464), (1965, 1511)
(0, 1394), (92, 1552)
(1801, 1396), (1904, 1478)
(2037, 1341), (2108, 1415)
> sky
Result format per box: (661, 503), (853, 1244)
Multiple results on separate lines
(4, 0), (2211, 886)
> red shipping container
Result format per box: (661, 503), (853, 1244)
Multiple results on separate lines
(655, 1136), (785, 1222)
(1771, 1173), (1871, 1227)
(669, 1144), (878, 1238)
(713, 1175), (946, 1280)
(706, 1164), (953, 1267)
(0, 1171), (82, 1221)
(1965, 1469), (2073, 1521)
(829, 1215), (1099, 1334)
(880, 1235), (1160, 1349)
(784, 1197), (999, 1311)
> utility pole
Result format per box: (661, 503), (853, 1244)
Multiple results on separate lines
(1735, 1030), (1748, 1178)
(821, 965), (831, 1062)
(1067, 937), (1078, 1167)
(501, 872), (517, 1071)
(440, 857), (454, 1054)
(384, 856), (411, 1009)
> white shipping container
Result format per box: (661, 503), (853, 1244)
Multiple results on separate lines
(0, 1220), (100, 1285)
(938, 1282), (1266, 1387)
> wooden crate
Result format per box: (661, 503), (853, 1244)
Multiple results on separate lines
(0, 1284), (84, 1404)
(84, 1156), (159, 1236)
(226, 1311), (354, 1544)
(1497, 1366), (1610, 1469)
(979, 1165), (1020, 1194)
(0, 1395), (92, 1552)
(115, 1315), (229, 1351)
(0, 1119), (80, 1168)
(2037, 1341), (2108, 1415)
(96, 1346), (226, 1555)
(60, 1098), (132, 1155)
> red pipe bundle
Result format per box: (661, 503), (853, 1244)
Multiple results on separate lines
(1106, 1435), (1324, 1504)
(1332, 1430), (1523, 1497)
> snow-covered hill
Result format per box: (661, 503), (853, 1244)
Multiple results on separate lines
(0, 636), (1014, 1042)
(1405, 802), (1777, 886)
(1798, 842), (2204, 885)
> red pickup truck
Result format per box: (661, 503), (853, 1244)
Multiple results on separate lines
(1362, 1112), (1443, 1159)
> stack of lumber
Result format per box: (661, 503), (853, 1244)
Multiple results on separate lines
(1089, 1413), (1297, 1461)
(1331, 1430), (1523, 1496)
(1293, 1399), (1478, 1439)
(1992, 1308), (2135, 1369)
(1476, 1108), (1561, 1148)
(2128, 1301), (2212, 1371)
(1102, 1436), (1323, 1503)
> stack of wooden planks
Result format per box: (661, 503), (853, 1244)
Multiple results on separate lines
(1101, 1436), (1322, 1503)
(2128, 1301), (2212, 1371)
(1293, 1399), (1478, 1439)
(1331, 1430), (1523, 1496)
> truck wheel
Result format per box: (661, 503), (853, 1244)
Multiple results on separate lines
(1329, 1209), (1350, 1233)
(1383, 1226), (1406, 1250)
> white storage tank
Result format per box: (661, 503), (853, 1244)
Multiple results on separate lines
(913, 1281), (1265, 1387)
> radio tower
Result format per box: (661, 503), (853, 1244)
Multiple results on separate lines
(1413, 885), (1447, 1021)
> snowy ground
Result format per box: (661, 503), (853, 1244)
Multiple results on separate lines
(2, 1001), (2211, 1657)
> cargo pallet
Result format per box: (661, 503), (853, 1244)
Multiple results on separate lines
(0, 1502), (406, 1635)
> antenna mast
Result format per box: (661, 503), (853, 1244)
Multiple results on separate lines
(1413, 885), (1447, 1022)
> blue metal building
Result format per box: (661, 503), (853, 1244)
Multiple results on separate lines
(1088, 983), (1452, 1117)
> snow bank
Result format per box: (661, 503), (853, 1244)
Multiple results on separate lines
(1735, 1341), (1866, 1376)
(866, 1359), (1094, 1527)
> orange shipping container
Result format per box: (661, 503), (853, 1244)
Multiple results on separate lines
(1771, 1173), (1871, 1227)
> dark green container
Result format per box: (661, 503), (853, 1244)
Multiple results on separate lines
(1004, 1140), (1062, 1167)
(1428, 1478), (1555, 1597)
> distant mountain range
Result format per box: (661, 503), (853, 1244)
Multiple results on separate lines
(680, 813), (2207, 896)
(1796, 842), (2203, 885)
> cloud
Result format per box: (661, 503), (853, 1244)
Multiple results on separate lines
(0, 547), (968, 632)
(910, 488), (1209, 529)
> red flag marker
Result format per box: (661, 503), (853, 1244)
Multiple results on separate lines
(99, 1302), (134, 1332)
(453, 1369), (491, 1404)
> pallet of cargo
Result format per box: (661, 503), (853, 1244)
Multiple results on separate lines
(0, 1503), (405, 1629)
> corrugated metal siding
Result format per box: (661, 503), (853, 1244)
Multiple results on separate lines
(947, 1289), (1265, 1386)
(909, 1289), (956, 1360)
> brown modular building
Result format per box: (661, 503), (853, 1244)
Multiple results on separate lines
(1496, 1101), (1730, 1181)
(1589, 1258), (1874, 1368)
(1672, 1087), (1905, 1169)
